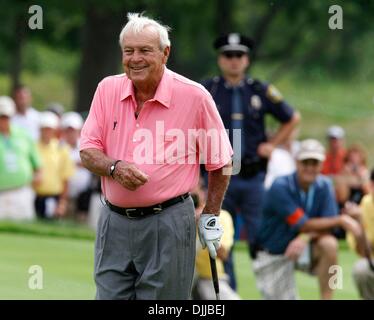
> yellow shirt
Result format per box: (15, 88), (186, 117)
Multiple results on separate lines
(35, 139), (75, 195)
(195, 209), (234, 279)
(347, 194), (374, 254)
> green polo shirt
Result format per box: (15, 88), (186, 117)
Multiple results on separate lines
(0, 125), (41, 191)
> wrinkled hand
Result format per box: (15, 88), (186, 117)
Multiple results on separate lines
(113, 161), (149, 191)
(198, 214), (223, 259)
(257, 142), (274, 158)
(285, 237), (307, 261)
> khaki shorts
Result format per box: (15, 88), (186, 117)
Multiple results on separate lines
(0, 185), (35, 220)
(253, 241), (317, 300)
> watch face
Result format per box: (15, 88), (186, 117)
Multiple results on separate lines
(110, 164), (115, 176)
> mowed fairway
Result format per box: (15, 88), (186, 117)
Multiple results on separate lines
(0, 233), (95, 299)
(0, 231), (360, 299)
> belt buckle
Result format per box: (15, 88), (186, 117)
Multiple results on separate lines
(153, 204), (162, 213)
(124, 208), (137, 218)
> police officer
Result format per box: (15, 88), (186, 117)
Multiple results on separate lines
(201, 33), (300, 290)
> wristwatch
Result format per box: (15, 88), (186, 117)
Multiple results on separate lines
(109, 160), (121, 178)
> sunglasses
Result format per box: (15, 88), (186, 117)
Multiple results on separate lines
(300, 159), (320, 166)
(222, 51), (246, 59)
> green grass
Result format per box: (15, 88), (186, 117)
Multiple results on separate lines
(0, 220), (95, 240)
(0, 232), (95, 299)
(234, 241), (360, 300)
(0, 221), (361, 299)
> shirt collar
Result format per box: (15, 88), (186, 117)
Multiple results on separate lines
(120, 66), (172, 108)
(223, 76), (246, 89)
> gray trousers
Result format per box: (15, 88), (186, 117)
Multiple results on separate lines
(352, 258), (374, 300)
(94, 196), (196, 300)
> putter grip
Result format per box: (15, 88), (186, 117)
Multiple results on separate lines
(209, 256), (220, 295)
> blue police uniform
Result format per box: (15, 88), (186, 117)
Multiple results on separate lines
(201, 33), (297, 290)
(202, 76), (295, 248)
(258, 172), (339, 254)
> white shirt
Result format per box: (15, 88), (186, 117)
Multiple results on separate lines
(67, 141), (92, 198)
(264, 142), (299, 189)
(12, 107), (40, 141)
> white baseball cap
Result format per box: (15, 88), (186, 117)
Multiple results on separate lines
(327, 125), (345, 139)
(296, 139), (326, 162)
(39, 111), (60, 129)
(61, 112), (83, 130)
(0, 96), (16, 117)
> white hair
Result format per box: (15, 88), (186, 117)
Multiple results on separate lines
(119, 12), (171, 50)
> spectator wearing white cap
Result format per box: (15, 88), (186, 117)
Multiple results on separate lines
(61, 112), (93, 221)
(0, 96), (41, 220)
(34, 111), (75, 219)
(11, 85), (40, 141)
(254, 139), (365, 300)
(322, 125), (346, 176)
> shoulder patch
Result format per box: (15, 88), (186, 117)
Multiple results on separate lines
(266, 84), (283, 104)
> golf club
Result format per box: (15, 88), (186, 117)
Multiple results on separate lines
(209, 256), (220, 300)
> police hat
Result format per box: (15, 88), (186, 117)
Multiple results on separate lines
(214, 33), (254, 53)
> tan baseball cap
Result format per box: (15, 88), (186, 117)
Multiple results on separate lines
(296, 139), (326, 162)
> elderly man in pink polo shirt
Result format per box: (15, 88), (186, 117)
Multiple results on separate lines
(80, 13), (233, 300)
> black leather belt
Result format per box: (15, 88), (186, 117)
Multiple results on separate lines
(106, 193), (190, 219)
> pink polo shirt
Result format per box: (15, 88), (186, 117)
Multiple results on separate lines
(80, 67), (233, 207)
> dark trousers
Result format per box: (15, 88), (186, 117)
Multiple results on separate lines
(222, 172), (266, 290)
(35, 195), (60, 219)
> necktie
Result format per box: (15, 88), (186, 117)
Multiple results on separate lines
(231, 86), (244, 160)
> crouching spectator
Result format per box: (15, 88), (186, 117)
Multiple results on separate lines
(345, 168), (374, 300)
(34, 112), (75, 219)
(253, 139), (363, 300)
(192, 181), (240, 300)
(0, 96), (41, 220)
(61, 112), (93, 222)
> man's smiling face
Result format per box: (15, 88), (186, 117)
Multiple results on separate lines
(122, 26), (169, 87)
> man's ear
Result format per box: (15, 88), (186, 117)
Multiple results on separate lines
(245, 55), (250, 68)
(163, 46), (170, 64)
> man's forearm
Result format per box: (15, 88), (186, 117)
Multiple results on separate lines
(270, 112), (300, 147)
(300, 216), (341, 233)
(80, 148), (114, 177)
(204, 161), (232, 215)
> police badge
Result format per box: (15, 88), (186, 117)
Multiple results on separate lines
(250, 95), (262, 110)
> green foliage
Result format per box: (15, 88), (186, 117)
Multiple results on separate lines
(1, 0), (374, 79)
(23, 41), (79, 77)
